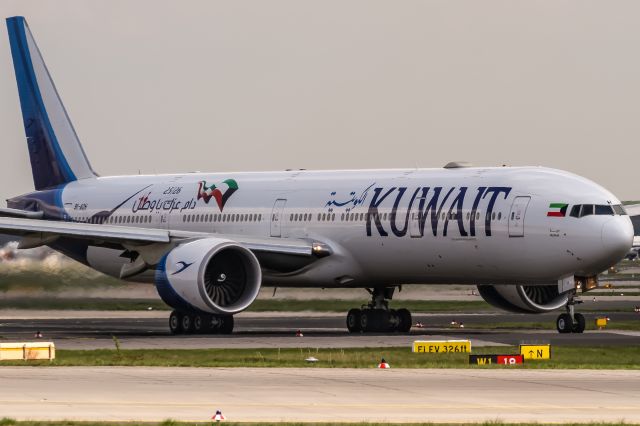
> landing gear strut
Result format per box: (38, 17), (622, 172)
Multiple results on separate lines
(556, 292), (585, 334)
(169, 310), (234, 335)
(346, 287), (412, 333)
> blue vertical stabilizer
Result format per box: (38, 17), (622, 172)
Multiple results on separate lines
(6, 16), (97, 190)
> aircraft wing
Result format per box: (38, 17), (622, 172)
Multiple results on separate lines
(0, 216), (319, 257)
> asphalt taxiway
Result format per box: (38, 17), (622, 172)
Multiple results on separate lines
(1, 367), (639, 422)
(1, 311), (639, 349)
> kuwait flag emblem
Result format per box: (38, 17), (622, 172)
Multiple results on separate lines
(197, 179), (238, 211)
(547, 203), (568, 217)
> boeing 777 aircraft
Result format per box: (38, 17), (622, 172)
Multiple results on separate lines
(0, 17), (634, 335)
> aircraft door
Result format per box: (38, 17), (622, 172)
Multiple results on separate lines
(409, 211), (422, 238)
(409, 193), (427, 238)
(508, 196), (531, 237)
(270, 199), (287, 237)
(159, 212), (169, 229)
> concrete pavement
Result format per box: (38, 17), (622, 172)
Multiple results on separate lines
(0, 367), (638, 422)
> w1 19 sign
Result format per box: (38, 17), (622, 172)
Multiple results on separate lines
(469, 354), (524, 365)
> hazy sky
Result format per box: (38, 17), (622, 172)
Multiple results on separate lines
(0, 1), (638, 201)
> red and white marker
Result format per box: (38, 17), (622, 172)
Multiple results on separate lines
(212, 409), (225, 422)
(378, 358), (390, 369)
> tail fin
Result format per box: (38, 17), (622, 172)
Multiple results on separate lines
(6, 16), (97, 190)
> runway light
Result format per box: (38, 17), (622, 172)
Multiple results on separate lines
(305, 357), (318, 363)
(378, 358), (390, 369)
(295, 329), (304, 337)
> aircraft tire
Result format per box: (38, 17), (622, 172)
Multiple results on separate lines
(219, 315), (234, 334)
(193, 314), (206, 334)
(396, 308), (412, 332)
(181, 313), (194, 334)
(572, 313), (586, 333)
(169, 311), (183, 335)
(378, 309), (391, 332)
(346, 309), (362, 333)
(556, 313), (573, 334)
(361, 309), (389, 332)
(360, 310), (374, 332)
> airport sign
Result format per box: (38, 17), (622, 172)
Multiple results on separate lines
(520, 344), (550, 360)
(469, 354), (524, 365)
(413, 340), (471, 353)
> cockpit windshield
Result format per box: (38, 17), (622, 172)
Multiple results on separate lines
(569, 204), (626, 218)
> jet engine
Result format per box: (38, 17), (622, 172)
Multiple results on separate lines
(477, 284), (568, 313)
(155, 237), (262, 315)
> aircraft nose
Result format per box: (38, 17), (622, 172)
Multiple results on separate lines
(601, 217), (634, 261)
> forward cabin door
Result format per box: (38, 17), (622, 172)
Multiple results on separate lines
(270, 199), (287, 237)
(508, 196), (531, 237)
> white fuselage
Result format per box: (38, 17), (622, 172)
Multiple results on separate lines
(47, 166), (632, 288)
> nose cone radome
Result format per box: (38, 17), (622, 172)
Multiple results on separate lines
(601, 217), (634, 264)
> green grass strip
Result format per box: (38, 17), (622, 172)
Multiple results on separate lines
(0, 346), (638, 369)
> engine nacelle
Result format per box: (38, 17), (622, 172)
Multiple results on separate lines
(477, 284), (568, 313)
(155, 237), (262, 315)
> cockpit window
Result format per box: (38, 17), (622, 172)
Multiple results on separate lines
(613, 205), (627, 215)
(569, 205), (580, 218)
(581, 204), (594, 216)
(570, 204), (626, 218)
(595, 205), (614, 215)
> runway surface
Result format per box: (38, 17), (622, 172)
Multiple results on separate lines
(1, 311), (639, 349)
(1, 367), (639, 422)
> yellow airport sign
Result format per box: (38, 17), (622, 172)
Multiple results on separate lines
(520, 344), (550, 360)
(595, 317), (608, 328)
(413, 340), (471, 353)
(0, 342), (55, 361)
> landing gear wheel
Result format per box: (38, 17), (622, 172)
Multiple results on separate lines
(193, 314), (206, 334)
(346, 309), (362, 333)
(169, 311), (183, 335)
(572, 313), (586, 333)
(181, 314), (194, 334)
(218, 315), (234, 334)
(360, 309), (390, 332)
(347, 287), (416, 333)
(396, 308), (412, 333)
(359, 310), (375, 332)
(556, 313), (573, 334)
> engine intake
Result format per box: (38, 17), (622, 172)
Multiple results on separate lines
(155, 237), (261, 315)
(477, 284), (568, 313)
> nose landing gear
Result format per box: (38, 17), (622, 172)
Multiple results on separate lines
(556, 292), (585, 334)
(346, 287), (412, 333)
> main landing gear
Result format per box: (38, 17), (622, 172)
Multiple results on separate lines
(346, 287), (412, 333)
(169, 310), (234, 335)
(556, 292), (585, 334)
